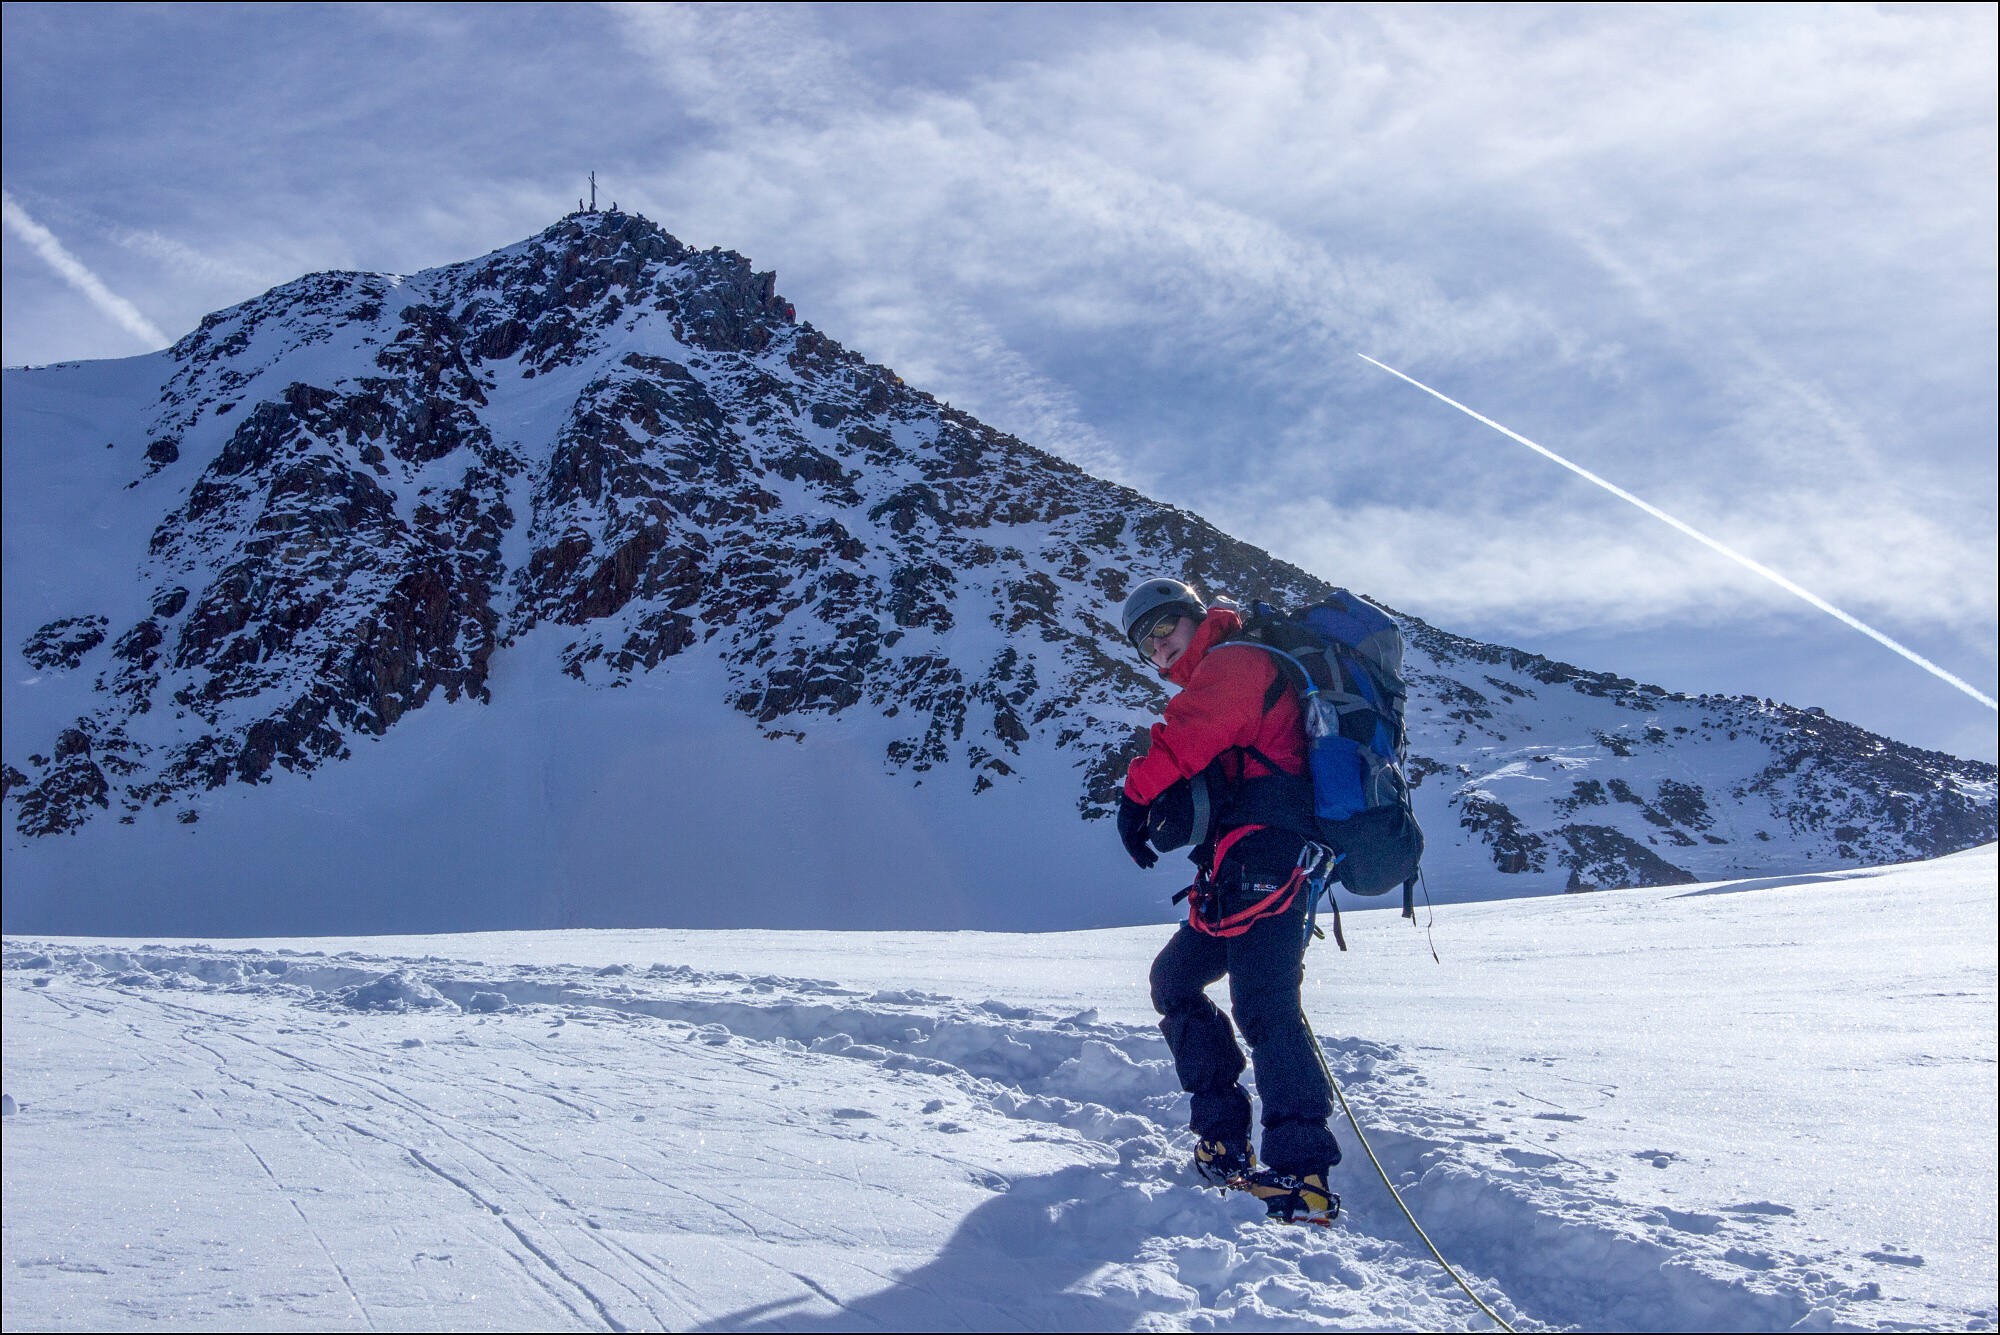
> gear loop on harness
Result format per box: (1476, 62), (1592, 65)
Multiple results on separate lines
(1300, 842), (1346, 952)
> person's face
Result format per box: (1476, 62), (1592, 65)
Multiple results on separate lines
(1144, 612), (1198, 672)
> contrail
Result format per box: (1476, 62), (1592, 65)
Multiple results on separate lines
(1359, 353), (1998, 712)
(3, 190), (168, 348)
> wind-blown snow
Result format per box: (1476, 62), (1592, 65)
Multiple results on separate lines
(6, 846), (1993, 1331)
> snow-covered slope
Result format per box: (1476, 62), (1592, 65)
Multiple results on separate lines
(5, 846), (1993, 1331)
(3, 211), (1992, 935)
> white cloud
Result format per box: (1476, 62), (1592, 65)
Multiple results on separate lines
(1243, 490), (1997, 638)
(3, 2), (1989, 702)
(3, 190), (167, 348)
(604, 3), (1994, 646)
(103, 223), (265, 288)
(611, 2), (851, 124)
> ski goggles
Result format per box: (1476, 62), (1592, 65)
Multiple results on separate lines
(1130, 608), (1188, 654)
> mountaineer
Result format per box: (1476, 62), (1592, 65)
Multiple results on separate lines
(1115, 577), (1341, 1225)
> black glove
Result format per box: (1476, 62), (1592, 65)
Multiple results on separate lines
(1117, 795), (1158, 869)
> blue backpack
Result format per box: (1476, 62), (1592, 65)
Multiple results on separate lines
(1232, 592), (1426, 913)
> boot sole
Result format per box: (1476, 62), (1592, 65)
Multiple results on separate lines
(1266, 1210), (1338, 1228)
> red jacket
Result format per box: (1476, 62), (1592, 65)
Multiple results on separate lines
(1123, 606), (1307, 806)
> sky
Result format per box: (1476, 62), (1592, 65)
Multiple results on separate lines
(3, 2), (1995, 761)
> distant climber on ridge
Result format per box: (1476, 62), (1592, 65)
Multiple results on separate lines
(1113, 577), (1341, 1225)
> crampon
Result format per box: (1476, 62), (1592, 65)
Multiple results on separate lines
(1192, 1137), (1255, 1189)
(1242, 1169), (1340, 1227)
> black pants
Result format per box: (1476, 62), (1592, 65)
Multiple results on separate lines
(1149, 863), (1341, 1178)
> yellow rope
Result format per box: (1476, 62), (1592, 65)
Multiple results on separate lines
(1303, 1009), (1518, 1332)
(1328, 1076), (1518, 1332)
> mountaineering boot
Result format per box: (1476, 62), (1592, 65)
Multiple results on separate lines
(1243, 1169), (1339, 1226)
(1192, 1137), (1255, 1188)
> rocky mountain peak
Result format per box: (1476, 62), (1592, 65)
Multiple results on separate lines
(3, 213), (1993, 932)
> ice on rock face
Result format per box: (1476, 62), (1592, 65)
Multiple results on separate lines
(2, 211), (1993, 937)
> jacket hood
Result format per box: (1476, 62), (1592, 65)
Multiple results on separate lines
(1164, 605), (1241, 687)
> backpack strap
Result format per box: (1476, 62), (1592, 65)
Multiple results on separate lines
(1211, 640), (1310, 773)
(1242, 743), (1291, 777)
(1264, 671), (1288, 713)
(1224, 639), (1315, 694)
(1228, 638), (1383, 716)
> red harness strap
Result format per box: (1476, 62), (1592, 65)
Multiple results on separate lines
(1210, 823), (1263, 876)
(1189, 862), (1308, 939)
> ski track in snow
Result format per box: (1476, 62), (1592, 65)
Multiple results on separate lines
(10, 895), (1984, 1335)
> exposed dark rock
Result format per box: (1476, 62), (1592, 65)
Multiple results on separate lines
(112, 620), (164, 671)
(1456, 793), (1548, 873)
(1405, 755), (1450, 790)
(1560, 824), (1696, 889)
(22, 617), (109, 671)
(1556, 778), (1608, 812)
(11, 730), (111, 835)
(1655, 779), (1714, 830)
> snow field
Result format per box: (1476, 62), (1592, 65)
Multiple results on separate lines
(3, 948), (1507, 1331)
(5, 846), (1996, 1331)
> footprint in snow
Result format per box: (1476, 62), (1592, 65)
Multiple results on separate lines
(1862, 1249), (1925, 1267)
(1653, 1207), (1724, 1235)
